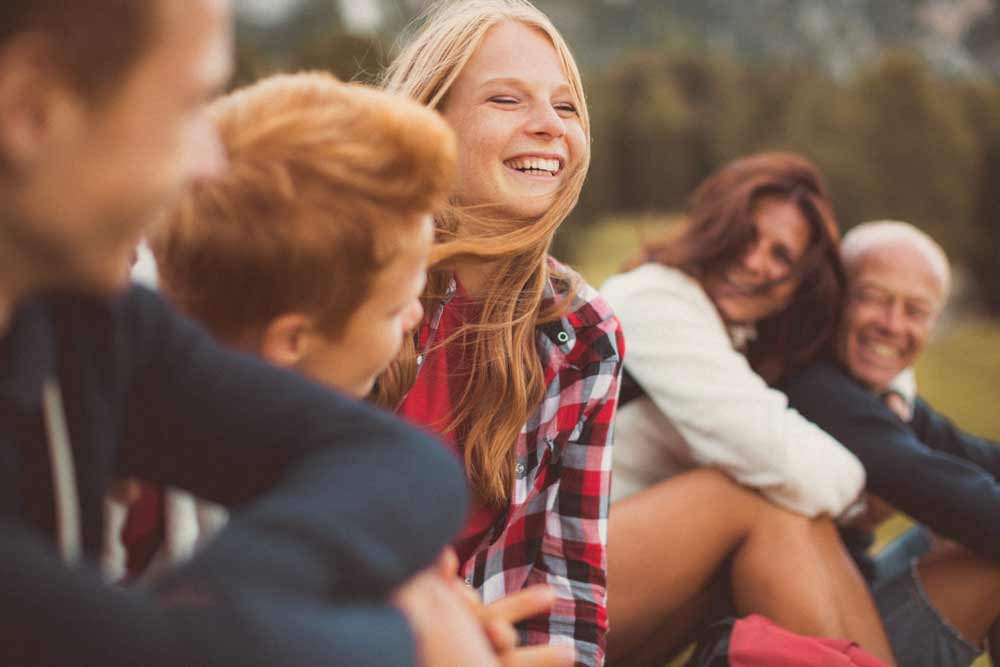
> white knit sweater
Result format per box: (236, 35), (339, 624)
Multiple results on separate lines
(602, 263), (866, 518)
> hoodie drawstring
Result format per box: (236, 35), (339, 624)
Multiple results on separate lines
(42, 378), (81, 565)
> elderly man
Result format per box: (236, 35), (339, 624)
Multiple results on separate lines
(783, 220), (1000, 667)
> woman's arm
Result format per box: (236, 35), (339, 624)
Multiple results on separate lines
(521, 321), (624, 667)
(602, 264), (865, 518)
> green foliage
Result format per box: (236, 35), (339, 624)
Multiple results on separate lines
(233, 3), (1000, 314)
(568, 47), (1000, 313)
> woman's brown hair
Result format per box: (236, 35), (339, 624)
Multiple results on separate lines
(628, 151), (846, 383)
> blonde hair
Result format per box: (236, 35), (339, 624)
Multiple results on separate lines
(151, 72), (456, 345)
(375, 0), (590, 507)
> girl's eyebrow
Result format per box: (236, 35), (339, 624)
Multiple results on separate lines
(476, 77), (528, 91)
(476, 77), (573, 97)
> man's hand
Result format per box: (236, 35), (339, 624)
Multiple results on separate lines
(849, 494), (897, 533)
(437, 549), (575, 667)
(394, 568), (501, 667)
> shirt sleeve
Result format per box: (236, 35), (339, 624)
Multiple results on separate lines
(784, 363), (1000, 561)
(521, 322), (623, 667)
(601, 265), (865, 518)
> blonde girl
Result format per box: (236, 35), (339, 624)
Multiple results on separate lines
(378, 2), (624, 665)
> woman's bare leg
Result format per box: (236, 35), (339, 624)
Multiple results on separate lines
(607, 577), (728, 667)
(915, 542), (1000, 649)
(607, 469), (894, 664)
(725, 503), (894, 662)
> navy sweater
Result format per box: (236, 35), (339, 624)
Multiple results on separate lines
(782, 360), (1000, 563)
(0, 286), (468, 667)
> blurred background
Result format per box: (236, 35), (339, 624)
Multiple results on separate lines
(232, 7), (998, 659)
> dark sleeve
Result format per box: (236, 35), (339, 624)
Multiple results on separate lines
(114, 287), (468, 600)
(0, 521), (417, 667)
(910, 397), (1000, 480)
(783, 362), (1000, 561)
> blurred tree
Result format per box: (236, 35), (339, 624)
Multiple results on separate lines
(837, 52), (978, 253)
(292, 28), (384, 83)
(960, 82), (1000, 313)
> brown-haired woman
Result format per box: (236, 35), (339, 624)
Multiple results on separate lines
(601, 152), (896, 665)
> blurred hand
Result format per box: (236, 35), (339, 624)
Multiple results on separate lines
(849, 493), (896, 533)
(394, 567), (500, 667)
(437, 549), (575, 667)
(108, 477), (143, 505)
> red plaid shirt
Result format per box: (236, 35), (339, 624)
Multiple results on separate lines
(407, 258), (624, 667)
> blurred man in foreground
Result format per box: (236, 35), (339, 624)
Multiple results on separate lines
(0, 2), (525, 665)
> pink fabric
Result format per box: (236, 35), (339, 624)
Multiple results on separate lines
(730, 615), (891, 667)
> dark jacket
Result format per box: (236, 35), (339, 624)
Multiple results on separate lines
(782, 360), (1000, 563)
(0, 286), (468, 667)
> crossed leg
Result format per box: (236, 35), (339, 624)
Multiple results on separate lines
(913, 541), (1000, 658)
(606, 468), (895, 666)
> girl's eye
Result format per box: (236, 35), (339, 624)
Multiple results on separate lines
(554, 102), (578, 115)
(489, 96), (518, 105)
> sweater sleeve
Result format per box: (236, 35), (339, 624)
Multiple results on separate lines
(0, 520), (418, 667)
(601, 265), (865, 518)
(784, 362), (1000, 561)
(105, 288), (468, 654)
(910, 398), (1000, 479)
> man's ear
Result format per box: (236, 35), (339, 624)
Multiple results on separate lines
(258, 313), (314, 369)
(0, 36), (85, 169)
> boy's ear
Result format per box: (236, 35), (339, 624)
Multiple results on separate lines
(0, 36), (85, 169)
(258, 313), (314, 369)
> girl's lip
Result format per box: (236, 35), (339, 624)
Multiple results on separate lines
(502, 163), (561, 181)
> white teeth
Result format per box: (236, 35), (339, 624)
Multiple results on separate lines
(503, 157), (561, 174)
(863, 341), (899, 359)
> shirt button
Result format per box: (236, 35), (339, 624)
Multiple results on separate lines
(465, 575), (474, 586)
(516, 462), (526, 476)
(416, 354), (424, 365)
(556, 331), (570, 344)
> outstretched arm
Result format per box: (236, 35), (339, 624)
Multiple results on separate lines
(784, 362), (1000, 561)
(603, 265), (865, 518)
(522, 332), (623, 667)
(117, 287), (468, 599)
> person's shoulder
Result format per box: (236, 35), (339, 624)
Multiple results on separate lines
(543, 257), (623, 366)
(784, 359), (851, 388)
(600, 262), (714, 323)
(782, 359), (886, 421)
(601, 262), (701, 299)
(38, 285), (166, 334)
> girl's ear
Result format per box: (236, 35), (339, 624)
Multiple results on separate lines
(258, 313), (314, 369)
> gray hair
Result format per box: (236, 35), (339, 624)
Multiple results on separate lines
(841, 220), (950, 295)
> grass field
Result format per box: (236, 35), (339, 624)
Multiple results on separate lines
(563, 216), (1000, 666)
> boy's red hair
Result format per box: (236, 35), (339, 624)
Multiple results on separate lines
(151, 72), (455, 344)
